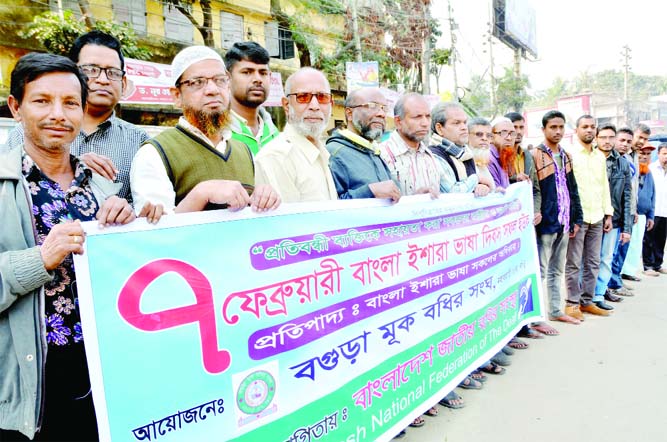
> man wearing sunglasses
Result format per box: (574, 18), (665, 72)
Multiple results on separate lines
(468, 117), (496, 192)
(255, 67), (338, 203)
(131, 46), (280, 214)
(5, 31), (153, 217)
(325, 87), (400, 202)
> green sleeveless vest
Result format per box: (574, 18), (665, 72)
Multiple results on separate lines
(147, 126), (255, 209)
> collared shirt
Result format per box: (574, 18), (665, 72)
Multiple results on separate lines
(379, 131), (443, 196)
(488, 144), (510, 189)
(130, 117), (232, 213)
(229, 108), (279, 156)
(568, 139), (613, 224)
(8, 113), (149, 204)
(650, 161), (667, 217)
(254, 123), (338, 203)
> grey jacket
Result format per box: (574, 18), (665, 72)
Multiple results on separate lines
(0, 146), (119, 438)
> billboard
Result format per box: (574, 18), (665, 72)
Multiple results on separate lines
(492, 0), (538, 58)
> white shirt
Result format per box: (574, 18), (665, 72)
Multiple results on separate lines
(130, 117), (231, 213)
(650, 161), (667, 217)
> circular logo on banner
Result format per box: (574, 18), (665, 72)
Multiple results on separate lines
(236, 370), (276, 414)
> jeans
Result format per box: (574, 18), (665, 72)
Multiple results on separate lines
(566, 220), (603, 305)
(621, 215), (647, 277)
(608, 226), (632, 289)
(594, 228), (620, 299)
(537, 230), (568, 318)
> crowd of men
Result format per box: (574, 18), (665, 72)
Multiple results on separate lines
(1, 32), (666, 441)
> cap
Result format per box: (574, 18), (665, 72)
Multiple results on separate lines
(171, 46), (224, 86)
(640, 144), (656, 152)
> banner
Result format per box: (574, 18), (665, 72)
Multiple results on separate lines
(121, 58), (174, 105)
(345, 61), (379, 91)
(75, 183), (543, 442)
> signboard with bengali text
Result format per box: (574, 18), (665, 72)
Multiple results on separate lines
(75, 184), (543, 442)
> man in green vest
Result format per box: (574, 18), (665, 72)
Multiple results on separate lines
(224, 41), (279, 156)
(130, 46), (280, 214)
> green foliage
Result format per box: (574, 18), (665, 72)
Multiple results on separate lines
(22, 10), (151, 60)
(461, 74), (492, 116)
(496, 67), (530, 113)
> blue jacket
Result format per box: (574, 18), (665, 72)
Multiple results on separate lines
(326, 131), (394, 199)
(531, 144), (583, 235)
(637, 171), (655, 220)
(0, 146), (119, 438)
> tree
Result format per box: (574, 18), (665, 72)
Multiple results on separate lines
(164, 0), (214, 47)
(430, 48), (451, 94)
(496, 67), (530, 113)
(461, 74), (492, 116)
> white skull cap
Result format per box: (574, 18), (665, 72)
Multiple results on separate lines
(490, 116), (513, 128)
(171, 46), (224, 86)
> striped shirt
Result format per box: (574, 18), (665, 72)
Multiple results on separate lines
(6, 114), (149, 205)
(379, 131), (444, 196)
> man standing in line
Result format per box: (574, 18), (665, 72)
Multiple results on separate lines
(326, 87), (400, 202)
(6, 31), (151, 213)
(224, 41), (279, 156)
(621, 124), (652, 281)
(254, 67), (338, 203)
(593, 125), (632, 310)
(428, 101), (491, 196)
(488, 117), (514, 191)
(643, 143), (667, 275)
(468, 117), (497, 192)
(532, 111), (583, 326)
(131, 46), (280, 214)
(565, 115), (614, 319)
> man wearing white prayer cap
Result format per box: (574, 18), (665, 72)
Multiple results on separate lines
(130, 46), (280, 214)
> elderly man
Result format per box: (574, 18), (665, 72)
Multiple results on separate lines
(488, 117), (514, 190)
(7, 31), (151, 210)
(468, 117), (496, 192)
(255, 67), (338, 203)
(131, 46), (280, 214)
(224, 41), (279, 155)
(428, 102), (491, 196)
(1, 52), (135, 441)
(326, 88), (400, 201)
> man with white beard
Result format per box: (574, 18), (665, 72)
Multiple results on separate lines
(467, 117), (496, 192)
(254, 67), (338, 202)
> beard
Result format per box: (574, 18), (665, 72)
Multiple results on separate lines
(499, 145), (517, 175)
(352, 115), (384, 141)
(183, 105), (230, 139)
(639, 163), (650, 175)
(234, 88), (267, 108)
(289, 106), (328, 140)
(471, 146), (491, 166)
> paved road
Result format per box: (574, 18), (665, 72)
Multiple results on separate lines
(399, 274), (667, 442)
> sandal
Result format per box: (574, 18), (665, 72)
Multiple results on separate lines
(480, 361), (506, 375)
(517, 326), (544, 339)
(409, 416), (425, 427)
(439, 391), (465, 409)
(531, 321), (559, 336)
(508, 337), (529, 349)
(424, 406), (439, 417)
(458, 375), (483, 390)
(470, 369), (488, 383)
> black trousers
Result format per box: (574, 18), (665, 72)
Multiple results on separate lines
(643, 215), (667, 270)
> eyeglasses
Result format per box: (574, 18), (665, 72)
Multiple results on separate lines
(493, 130), (518, 138)
(79, 64), (125, 81)
(286, 92), (333, 104)
(177, 75), (230, 90)
(349, 102), (388, 113)
(472, 131), (492, 139)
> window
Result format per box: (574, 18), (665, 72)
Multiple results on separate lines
(113, 0), (147, 34)
(221, 11), (243, 49)
(264, 22), (295, 60)
(49, 0), (81, 18)
(163, 4), (193, 43)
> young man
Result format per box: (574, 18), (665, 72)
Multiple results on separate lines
(564, 115), (614, 318)
(326, 87), (400, 201)
(254, 67), (338, 203)
(224, 41), (279, 155)
(131, 45), (280, 214)
(532, 111), (583, 326)
(1, 52), (135, 441)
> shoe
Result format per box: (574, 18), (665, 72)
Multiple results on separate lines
(643, 269), (660, 276)
(517, 326), (544, 339)
(501, 345), (515, 356)
(549, 314), (581, 324)
(604, 290), (623, 302)
(480, 361), (506, 375)
(491, 351), (512, 366)
(580, 303), (611, 316)
(439, 391), (465, 408)
(565, 305), (585, 321)
(657, 268), (667, 275)
(507, 337), (529, 349)
(622, 283), (635, 291)
(621, 273), (641, 281)
(614, 287), (634, 297)
(593, 300), (614, 310)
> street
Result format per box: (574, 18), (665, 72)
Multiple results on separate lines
(401, 274), (667, 442)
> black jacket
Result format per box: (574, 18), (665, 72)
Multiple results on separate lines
(605, 149), (633, 233)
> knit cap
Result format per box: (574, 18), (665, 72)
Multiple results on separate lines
(171, 46), (224, 85)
